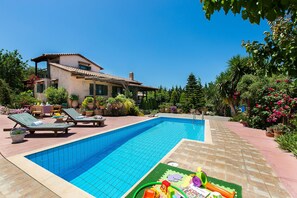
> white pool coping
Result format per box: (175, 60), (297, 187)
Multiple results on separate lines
(7, 116), (212, 198)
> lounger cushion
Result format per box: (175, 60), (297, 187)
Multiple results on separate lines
(8, 113), (74, 129)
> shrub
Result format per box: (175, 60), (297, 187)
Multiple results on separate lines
(11, 90), (37, 108)
(69, 94), (79, 101)
(229, 112), (248, 122)
(82, 96), (94, 109)
(276, 132), (297, 157)
(106, 95), (142, 116)
(0, 79), (11, 106)
(44, 87), (68, 104)
(95, 96), (106, 107)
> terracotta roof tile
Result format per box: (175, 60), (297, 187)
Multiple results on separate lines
(50, 63), (141, 84)
(31, 53), (103, 70)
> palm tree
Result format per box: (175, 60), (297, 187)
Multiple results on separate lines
(216, 55), (255, 116)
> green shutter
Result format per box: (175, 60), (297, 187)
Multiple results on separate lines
(112, 86), (117, 97)
(89, 84), (94, 95)
(37, 84), (44, 93)
(103, 85), (108, 95)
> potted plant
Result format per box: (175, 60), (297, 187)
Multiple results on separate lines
(82, 96), (94, 110)
(69, 94), (79, 108)
(85, 110), (94, 116)
(266, 126), (274, 137)
(273, 123), (285, 138)
(96, 96), (106, 109)
(10, 128), (26, 143)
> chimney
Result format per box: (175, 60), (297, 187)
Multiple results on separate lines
(129, 72), (134, 81)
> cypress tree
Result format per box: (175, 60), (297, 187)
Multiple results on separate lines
(185, 73), (205, 111)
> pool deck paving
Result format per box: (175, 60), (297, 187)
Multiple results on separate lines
(0, 114), (296, 197)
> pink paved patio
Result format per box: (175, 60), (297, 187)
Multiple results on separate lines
(226, 121), (297, 197)
(0, 114), (296, 197)
(0, 115), (150, 157)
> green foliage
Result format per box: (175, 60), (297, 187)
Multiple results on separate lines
(44, 87), (68, 105)
(0, 49), (28, 93)
(82, 96), (94, 108)
(216, 55), (254, 116)
(69, 94), (79, 101)
(229, 112), (248, 122)
(95, 96), (106, 107)
(179, 92), (190, 113)
(201, 0), (297, 24)
(11, 90), (37, 108)
(243, 75), (297, 129)
(243, 17), (297, 78)
(170, 90), (179, 105)
(124, 89), (133, 98)
(106, 94), (142, 116)
(10, 128), (26, 135)
(0, 79), (11, 106)
(184, 73), (205, 112)
(276, 132), (297, 157)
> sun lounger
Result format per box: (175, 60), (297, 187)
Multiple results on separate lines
(8, 113), (74, 136)
(62, 108), (106, 127)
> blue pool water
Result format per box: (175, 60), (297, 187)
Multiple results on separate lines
(26, 117), (204, 197)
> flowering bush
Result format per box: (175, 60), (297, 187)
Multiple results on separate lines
(0, 106), (29, 115)
(170, 106), (177, 113)
(248, 78), (297, 129)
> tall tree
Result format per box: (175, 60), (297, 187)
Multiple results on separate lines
(170, 90), (179, 105)
(185, 73), (205, 110)
(0, 79), (11, 105)
(0, 50), (28, 92)
(243, 17), (297, 78)
(216, 55), (253, 116)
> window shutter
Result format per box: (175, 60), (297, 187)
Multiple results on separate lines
(103, 85), (108, 95)
(89, 84), (94, 95)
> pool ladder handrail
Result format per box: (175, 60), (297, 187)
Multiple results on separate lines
(192, 113), (196, 124)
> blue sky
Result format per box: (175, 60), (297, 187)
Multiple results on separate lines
(0, 0), (269, 88)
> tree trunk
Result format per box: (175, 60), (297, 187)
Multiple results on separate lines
(229, 104), (236, 116)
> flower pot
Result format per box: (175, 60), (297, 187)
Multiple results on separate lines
(71, 100), (78, 108)
(266, 131), (274, 137)
(11, 133), (26, 143)
(274, 131), (284, 138)
(85, 111), (94, 117)
(87, 103), (94, 110)
(94, 109), (101, 115)
(266, 127), (273, 133)
(10, 128), (26, 143)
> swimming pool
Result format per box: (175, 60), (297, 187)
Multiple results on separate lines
(26, 117), (204, 197)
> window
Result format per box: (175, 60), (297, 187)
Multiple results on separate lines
(51, 82), (58, 89)
(89, 84), (108, 96)
(112, 86), (123, 97)
(36, 83), (44, 93)
(51, 80), (58, 88)
(79, 64), (91, 71)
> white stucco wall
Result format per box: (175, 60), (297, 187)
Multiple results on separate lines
(59, 55), (101, 72)
(34, 78), (51, 102)
(50, 66), (119, 103)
